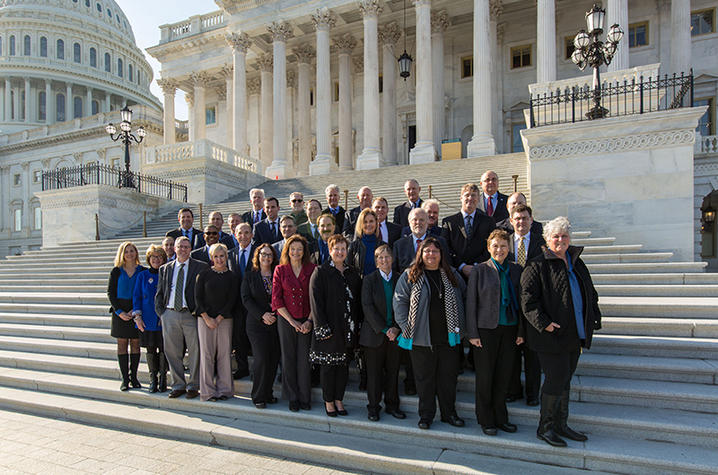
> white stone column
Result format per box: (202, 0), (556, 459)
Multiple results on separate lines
(24, 78), (31, 122)
(293, 44), (315, 176)
(45, 80), (55, 125)
(410, 0), (435, 164)
(257, 53), (274, 170)
(226, 32), (252, 155)
(185, 92), (195, 142)
(379, 23), (401, 167)
(0, 166), (7, 232)
(334, 33), (357, 171)
(85, 87), (92, 117)
(190, 72), (208, 140)
(104, 92), (111, 113)
(157, 78), (177, 145)
(286, 70), (297, 169)
(490, 2), (504, 154)
(431, 10), (448, 159)
(467, 0), (496, 157)
(4, 79), (10, 121)
(266, 21), (293, 179)
(356, 1), (383, 169)
(309, 8), (336, 175)
(220, 65), (233, 149)
(536, 0), (556, 83)
(606, 0), (629, 72)
(247, 78), (261, 162)
(65, 83), (72, 121)
(671, 0), (691, 75)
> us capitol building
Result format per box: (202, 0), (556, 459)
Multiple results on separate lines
(1, 0), (718, 259)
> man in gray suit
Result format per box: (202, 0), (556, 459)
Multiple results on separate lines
(155, 236), (208, 399)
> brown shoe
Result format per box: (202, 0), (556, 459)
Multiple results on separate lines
(168, 389), (186, 399)
(186, 389), (199, 399)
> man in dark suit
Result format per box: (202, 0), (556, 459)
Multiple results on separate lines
(208, 211), (236, 249)
(166, 208), (205, 250)
(323, 184), (345, 234)
(477, 170), (509, 223)
(496, 192), (543, 237)
(253, 197), (282, 245)
(393, 179), (423, 228)
(393, 208), (449, 275)
(506, 203), (545, 406)
(372, 196), (402, 247)
(310, 213), (336, 265)
(343, 186), (373, 238)
(441, 182), (496, 280)
(190, 225), (220, 264)
(242, 188), (267, 226)
(272, 215), (298, 257)
(228, 222), (256, 379)
(154, 236), (208, 399)
(227, 213), (242, 250)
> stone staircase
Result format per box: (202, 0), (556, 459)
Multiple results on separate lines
(0, 226), (717, 473)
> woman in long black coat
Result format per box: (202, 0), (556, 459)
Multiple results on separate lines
(521, 216), (601, 447)
(310, 234), (363, 417)
(241, 243), (281, 409)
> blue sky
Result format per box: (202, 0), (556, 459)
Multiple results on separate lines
(118, 0), (219, 119)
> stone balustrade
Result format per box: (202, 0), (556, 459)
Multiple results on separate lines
(696, 134), (718, 154)
(143, 138), (262, 174)
(160, 11), (226, 44)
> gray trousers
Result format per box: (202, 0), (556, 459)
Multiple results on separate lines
(198, 317), (234, 400)
(161, 309), (200, 391)
(277, 317), (312, 404)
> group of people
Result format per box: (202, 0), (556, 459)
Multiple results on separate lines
(107, 171), (601, 448)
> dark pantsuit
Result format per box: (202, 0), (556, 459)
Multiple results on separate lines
(246, 323), (280, 404)
(320, 364), (349, 402)
(473, 325), (517, 427)
(277, 317), (311, 404)
(537, 349), (580, 396)
(508, 344), (541, 399)
(232, 313), (250, 374)
(410, 345), (459, 421)
(364, 340), (401, 413)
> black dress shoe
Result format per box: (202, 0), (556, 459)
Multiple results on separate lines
(505, 394), (522, 403)
(368, 412), (380, 422)
(218, 395), (229, 401)
(289, 401), (300, 412)
(482, 426), (498, 436)
(267, 397), (278, 404)
(120, 379), (130, 392)
(325, 407), (338, 417)
(186, 389), (199, 399)
(418, 419), (431, 430)
(556, 425), (588, 441)
(337, 408), (348, 416)
(526, 398), (539, 407)
(440, 415), (465, 427)
(168, 389), (186, 398)
(254, 402), (267, 409)
(386, 408), (406, 420)
(299, 402), (311, 410)
(498, 423), (518, 433)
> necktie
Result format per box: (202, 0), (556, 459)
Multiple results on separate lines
(312, 225), (318, 240)
(173, 263), (185, 311)
(487, 197), (494, 216)
(254, 211), (259, 224)
(415, 238), (422, 251)
(270, 222), (277, 239)
(239, 249), (247, 275)
(465, 215), (473, 239)
(517, 237), (527, 267)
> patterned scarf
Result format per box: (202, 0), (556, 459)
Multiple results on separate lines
(398, 269), (461, 350)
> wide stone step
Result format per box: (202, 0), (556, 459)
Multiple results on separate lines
(574, 353), (718, 385)
(581, 253), (674, 264)
(0, 312), (108, 328)
(0, 292), (107, 306)
(572, 237), (616, 246)
(0, 278), (107, 285)
(601, 317), (718, 338)
(591, 273), (718, 285)
(587, 262), (708, 274)
(0, 336), (118, 359)
(592, 334), (718, 359)
(0, 323), (112, 342)
(596, 284), (718, 297)
(0, 302), (107, 316)
(0, 284), (107, 293)
(599, 296), (718, 319)
(0, 371), (716, 474)
(581, 244), (642, 254)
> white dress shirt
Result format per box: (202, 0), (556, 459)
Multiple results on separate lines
(166, 259), (190, 309)
(380, 269), (392, 281)
(412, 233), (428, 252)
(513, 231), (531, 260)
(378, 220), (389, 243)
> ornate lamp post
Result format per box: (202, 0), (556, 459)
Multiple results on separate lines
(571, 4), (624, 119)
(105, 105), (146, 187)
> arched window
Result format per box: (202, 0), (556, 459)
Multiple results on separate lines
(104, 52), (111, 72)
(40, 37), (47, 57)
(89, 47), (96, 67)
(73, 43), (81, 63)
(56, 93), (65, 122)
(96, 2), (102, 12)
(107, 8), (112, 17)
(128, 64), (133, 82)
(92, 100), (99, 115)
(38, 91), (46, 121)
(73, 96), (82, 119)
(117, 58), (123, 77)
(85, 0), (90, 6)
(23, 35), (30, 55)
(56, 39), (64, 59)
(9, 35), (15, 56)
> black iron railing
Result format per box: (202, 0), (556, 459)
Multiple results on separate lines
(41, 162), (188, 202)
(529, 70), (694, 128)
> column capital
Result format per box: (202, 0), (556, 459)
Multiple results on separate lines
(287, 70), (297, 88)
(256, 53), (273, 72)
(293, 43), (316, 64)
(220, 64), (234, 79)
(268, 21), (294, 42)
(157, 78), (179, 95)
(226, 32), (252, 53)
(185, 91), (194, 106)
(352, 56), (364, 73)
(358, 0), (383, 17)
(312, 7), (336, 31)
(413, 0), (432, 7)
(189, 71), (211, 88)
(333, 33), (357, 55)
(379, 21), (402, 46)
(214, 84), (227, 101)
(489, 0), (503, 21)
(431, 10), (450, 34)
(247, 77), (261, 95)
(497, 22), (506, 42)
(41, 157), (52, 168)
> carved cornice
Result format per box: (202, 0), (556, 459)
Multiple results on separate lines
(379, 21), (402, 46)
(220, 64), (234, 79)
(256, 53), (273, 72)
(312, 7), (336, 31)
(156, 78), (179, 95)
(189, 71), (211, 88)
(358, 0), (383, 17)
(333, 33), (357, 55)
(225, 32), (252, 53)
(431, 10), (450, 34)
(247, 77), (261, 95)
(268, 21), (294, 42)
(529, 130), (696, 161)
(287, 70), (297, 89)
(293, 43), (316, 64)
(490, 0), (503, 20)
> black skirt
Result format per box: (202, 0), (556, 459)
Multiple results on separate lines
(110, 298), (140, 339)
(139, 330), (164, 349)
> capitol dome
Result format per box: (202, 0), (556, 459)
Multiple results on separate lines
(0, 0), (161, 134)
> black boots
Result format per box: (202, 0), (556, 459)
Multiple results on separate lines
(158, 352), (168, 392)
(129, 353), (142, 389)
(118, 354), (130, 391)
(555, 390), (588, 441)
(536, 393), (567, 447)
(146, 353), (159, 393)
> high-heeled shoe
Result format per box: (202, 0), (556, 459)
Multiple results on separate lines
(325, 403), (337, 417)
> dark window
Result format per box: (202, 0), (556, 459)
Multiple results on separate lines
(96, 3), (102, 12)
(104, 52), (111, 72)
(137, 69), (141, 85)
(92, 100), (99, 115)
(117, 58), (123, 77)
(128, 64), (133, 82)
(695, 98), (715, 136)
(461, 56), (473, 78)
(40, 36), (47, 57)
(628, 22), (649, 47)
(73, 42), (81, 63)
(511, 45), (532, 69)
(9, 35), (15, 56)
(378, 74), (383, 94)
(23, 35), (30, 55)
(564, 37), (575, 59)
(38, 91), (46, 121)
(691, 9), (715, 36)
(85, 0), (90, 6)
(0, 37), (3, 56)
(309, 88), (314, 106)
(56, 39), (64, 59)
(107, 8), (112, 17)
(89, 47), (96, 67)
(56, 93), (65, 122)
(73, 96), (82, 118)
(511, 123), (526, 153)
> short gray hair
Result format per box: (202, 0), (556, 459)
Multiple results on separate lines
(422, 198), (439, 210)
(543, 216), (571, 242)
(249, 188), (265, 199)
(325, 184), (340, 195)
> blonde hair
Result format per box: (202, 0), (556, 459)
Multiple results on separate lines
(145, 244), (168, 266)
(208, 243), (228, 259)
(354, 208), (380, 239)
(114, 241), (140, 268)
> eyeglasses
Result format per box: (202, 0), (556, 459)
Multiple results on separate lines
(258, 252), (274, 257)
(204, 231), (218, 235)
(291, 199), (303, 203)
